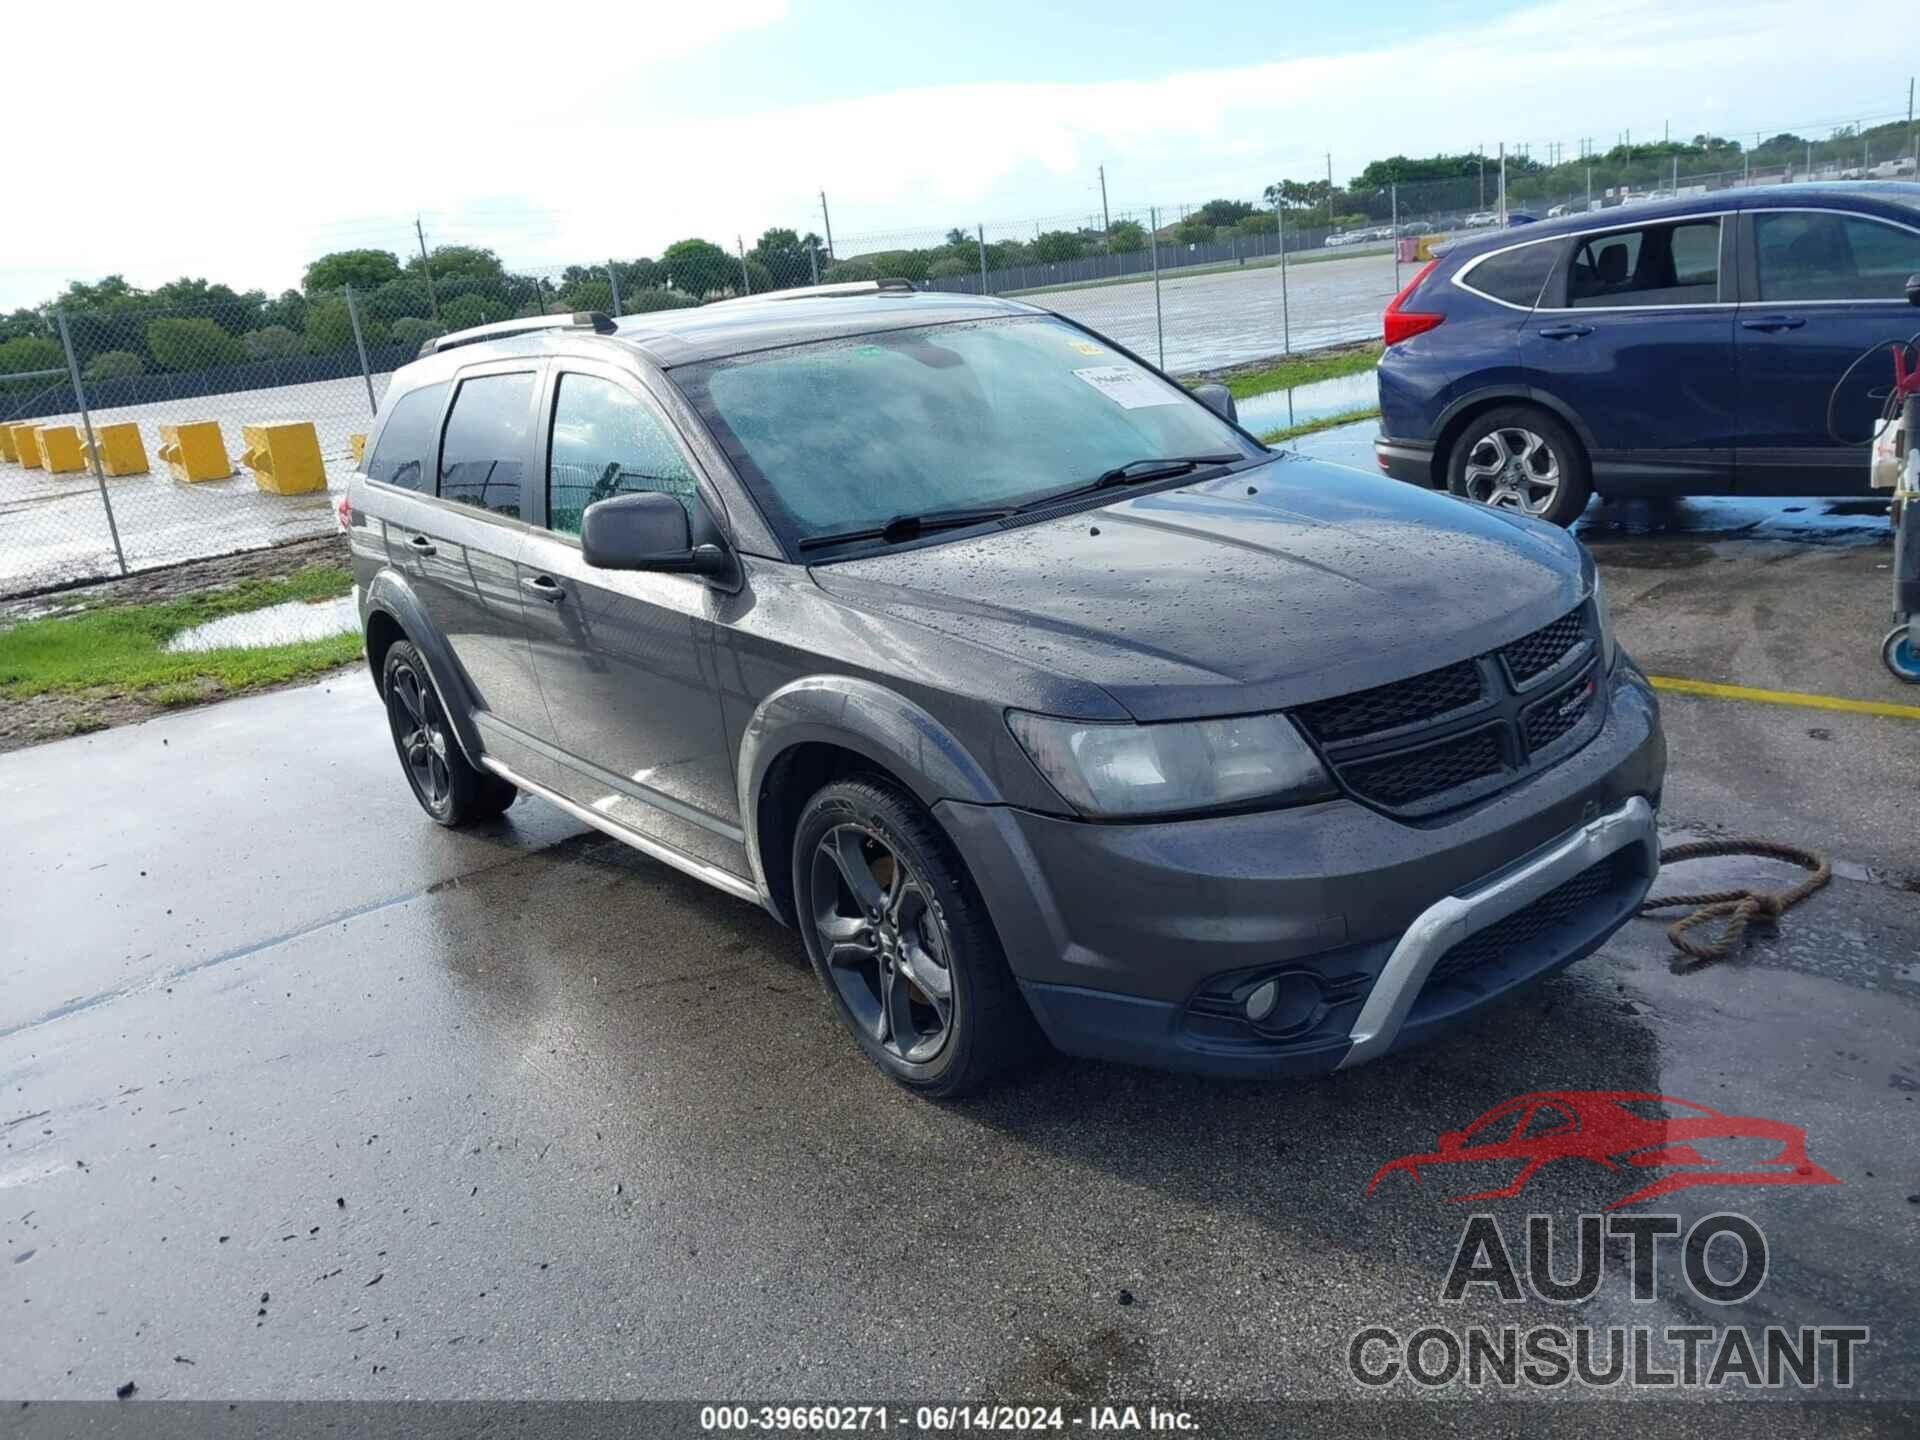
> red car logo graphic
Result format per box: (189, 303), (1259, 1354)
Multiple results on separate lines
(1366, 1090), (1840, 1210)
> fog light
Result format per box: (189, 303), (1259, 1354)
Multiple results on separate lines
(1245, 980), (1278, 1022)
(1241, 971), (1326, 1033)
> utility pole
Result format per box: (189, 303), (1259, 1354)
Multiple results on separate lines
(1325, 152), (1334, 227)
(1097, 164), (1111, 237)
(819, 189), (835, 262)
(1497, 142), (1507, 227)
(737, 235), (751, 295)
(414, 216), (440, 321)
(1478, 147), (1485, 209)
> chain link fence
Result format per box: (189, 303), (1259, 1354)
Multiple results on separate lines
(4, 113), (1918, 598)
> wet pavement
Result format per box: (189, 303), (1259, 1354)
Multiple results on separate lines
(3, 454), (1919, 1417)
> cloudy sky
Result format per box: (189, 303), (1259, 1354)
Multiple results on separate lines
(1, 0), (1911, 308)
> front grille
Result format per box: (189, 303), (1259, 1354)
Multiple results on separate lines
(1295, 659), (1483, 743)
(1501, 608), (1587, 685)
(1428, 856), (1621, 986)
(1342, 726), (1505, 808)
(1522, 667), (1597, 752)
(1293, 603), (1599, 818)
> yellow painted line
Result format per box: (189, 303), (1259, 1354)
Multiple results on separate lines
(1648, 675), (1920, 721)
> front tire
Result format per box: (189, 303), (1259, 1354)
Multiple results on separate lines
(381, 640), (516, 826)
(793, 776), (1040, 1097)
(1447, 404), (1592, 527)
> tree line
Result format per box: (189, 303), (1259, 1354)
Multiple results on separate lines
(4, 117), (1911, 387)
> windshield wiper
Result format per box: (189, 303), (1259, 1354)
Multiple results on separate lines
(1013, 453), (1244, 512)
(796, 506), (1012, 551)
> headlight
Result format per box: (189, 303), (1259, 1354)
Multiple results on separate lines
(1592, 573), (1617, 671)
(1007, 710), (1335, 818)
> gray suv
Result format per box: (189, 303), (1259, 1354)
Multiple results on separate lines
(347, 284), (1665, 1097)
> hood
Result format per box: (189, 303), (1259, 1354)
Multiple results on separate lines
(808, 454), (1586, 722)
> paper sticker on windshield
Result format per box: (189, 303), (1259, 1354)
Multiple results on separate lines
(1072, 365), (1178, 409)
(1068, 340), (1104, 356)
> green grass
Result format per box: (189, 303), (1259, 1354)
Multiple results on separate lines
(1258, 406), (1381, 446)
(1221, 344), (1382, 401)
(0, 565), (360, 700)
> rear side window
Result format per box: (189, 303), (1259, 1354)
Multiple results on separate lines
(547, 373), (698, 537)
(1754, 211), (1920, 301)
(365, 381), (447, 491)
(438, 372), (536, 520)
(1567, 219), (1720, 307)
(1459, 241), (1558, 308)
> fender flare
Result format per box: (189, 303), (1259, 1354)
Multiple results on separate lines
(1433, 384), (1600, 460)
(360, 567), (485, 765)
(735, 675), (1003, 904)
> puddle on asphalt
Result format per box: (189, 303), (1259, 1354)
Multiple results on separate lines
(1577, 494), (1890, 550)
(164, 595), (358, 653)
(1235, 371), (1377, 435)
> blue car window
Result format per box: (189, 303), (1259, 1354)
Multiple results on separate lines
(1567, 220), (1719, 308)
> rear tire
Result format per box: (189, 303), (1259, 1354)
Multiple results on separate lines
(1447, 404), (1592, 527)
(793, 776), (1041, 1098)
(381, 640), (516, 826)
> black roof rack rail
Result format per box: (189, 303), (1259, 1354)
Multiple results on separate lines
(421, 311), (617, 357)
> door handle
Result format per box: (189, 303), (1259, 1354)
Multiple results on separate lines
(1535, 324), (1593, 340)
(521, 575), (566, 603)
(406, 534), (437, 556)
(1740, 316), (1805, 332)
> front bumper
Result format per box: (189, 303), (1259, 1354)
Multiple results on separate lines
(1374, 435), (1436, 487)
(936, 667), (1665, 1077)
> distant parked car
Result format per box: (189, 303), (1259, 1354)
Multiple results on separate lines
(1374, 182), (1920, 525)
(1462, 211), (1498, 228)
(1546, 204), (1572, 218)
(1504, 212), (1540, 226)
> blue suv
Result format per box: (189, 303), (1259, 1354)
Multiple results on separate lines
(1374, 183), (1920, 526)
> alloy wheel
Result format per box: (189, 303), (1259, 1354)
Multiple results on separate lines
(387, 659), (452, 811)
(810, 823), (954, 1064)
(1462, 426), (1561, 515)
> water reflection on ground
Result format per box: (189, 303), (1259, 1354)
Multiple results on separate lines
(164, 594), (358, 653)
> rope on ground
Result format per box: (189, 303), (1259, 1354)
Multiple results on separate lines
(1638, 839), (1830, 970)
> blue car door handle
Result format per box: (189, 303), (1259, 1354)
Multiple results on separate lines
(1740, 315), (1806, 332)
(1535, 324), (1593, 340)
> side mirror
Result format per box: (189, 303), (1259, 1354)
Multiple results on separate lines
(1907, 273), (1920, 306)
(580, 491), (726, 575)
(1193, 381), (1238, 425)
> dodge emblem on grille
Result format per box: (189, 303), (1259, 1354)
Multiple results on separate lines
(1556, 678), (1595, 720)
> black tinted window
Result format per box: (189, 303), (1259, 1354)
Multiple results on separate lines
(365, 381), (447, 491)
(1755, 211), (1920, 301)
(1567, 219), (1719, 307)
(547, 373), (698, 536)
(1462, 241), (1557, 307)
(438, 373), (535, 519)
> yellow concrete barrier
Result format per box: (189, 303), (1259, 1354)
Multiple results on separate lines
(1413, 234), (1446, 262)
(156, 420), (231, 483)
(88, 421), (149, 476)
(349, 432), (367, 467)
(10, 423), (44, 469)
(240, 421), (326, 495)
(35, 424), (87, 474)
(0, 424), (17, 463)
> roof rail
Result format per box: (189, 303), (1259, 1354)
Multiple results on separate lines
(420, 311), (617, 357)
(716, 278), (920, 305)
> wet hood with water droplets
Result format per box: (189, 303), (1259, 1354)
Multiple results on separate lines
(807, 456), (1587, 722)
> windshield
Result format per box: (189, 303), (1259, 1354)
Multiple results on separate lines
(673, 315), (1265, 552)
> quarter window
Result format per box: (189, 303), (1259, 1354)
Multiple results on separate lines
(1461, 241), (1558, 308)
(438, 372), (535, 520)
(1566, 219), (1720, 307)
(547, 373), (698, 537)
(365, 381), (447, 492)
(1754, 211), (1920, 302)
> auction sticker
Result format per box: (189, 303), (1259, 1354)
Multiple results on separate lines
(1072, 365), (1178, 409)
